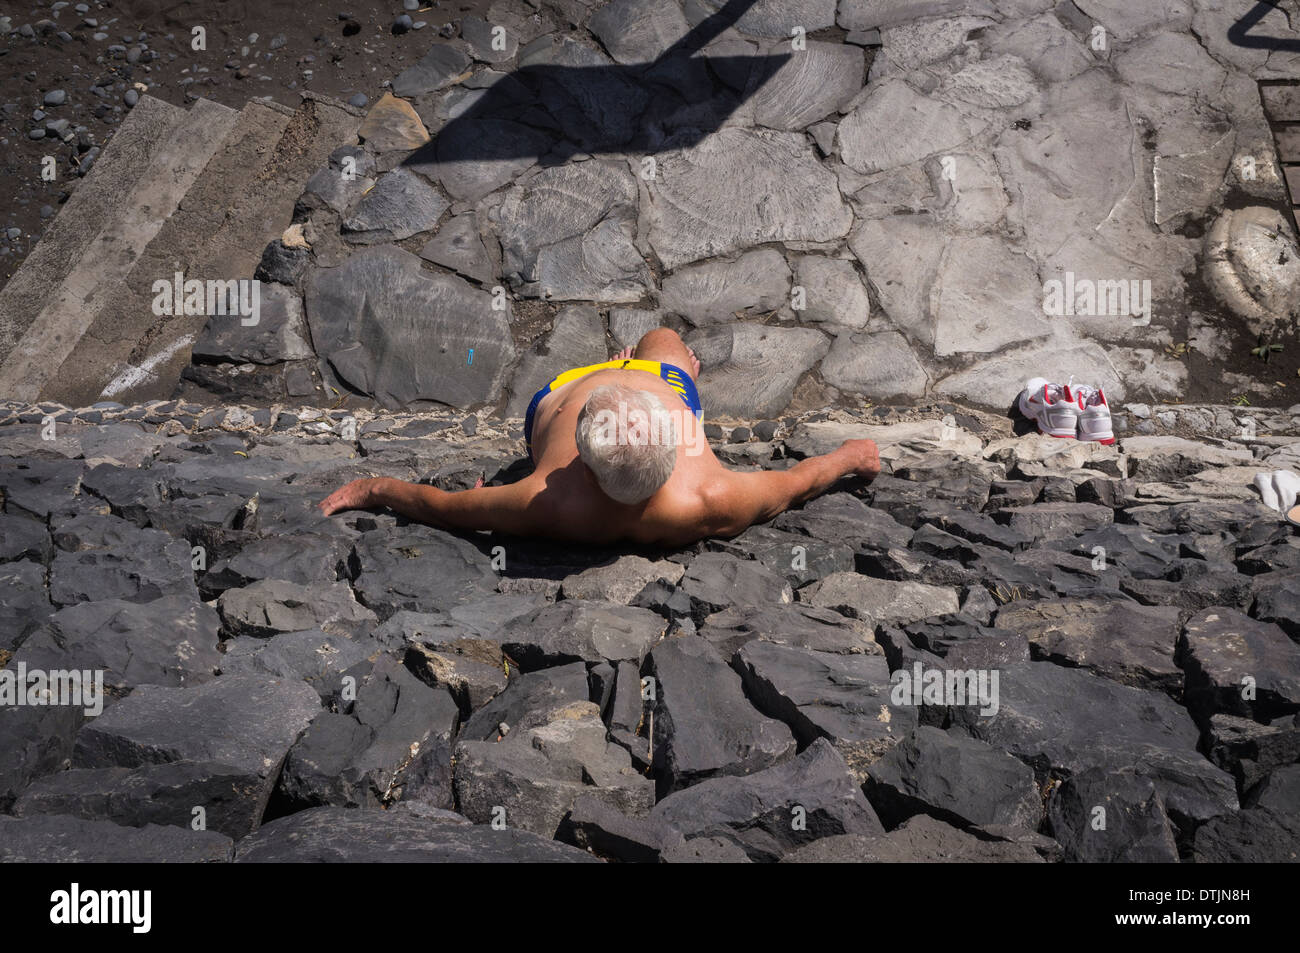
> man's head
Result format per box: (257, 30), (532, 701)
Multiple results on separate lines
(575, 384), (678, 504)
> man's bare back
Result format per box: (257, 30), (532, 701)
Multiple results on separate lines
(319, 327), (880, 546)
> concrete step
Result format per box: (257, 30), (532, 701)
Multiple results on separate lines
(48, 98), (296, 408)
(0, 95), (188, 361)
(52, 93), (363, 407)
(0, 97), (240, 402)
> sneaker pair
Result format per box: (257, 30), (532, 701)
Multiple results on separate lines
(1018, 377), (1114, 444)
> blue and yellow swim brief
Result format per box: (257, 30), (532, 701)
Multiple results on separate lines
(523, 359), (702, 461)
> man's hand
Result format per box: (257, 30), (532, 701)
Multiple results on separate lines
(838, 439), (881, 479)
(319, 477), (385, 516)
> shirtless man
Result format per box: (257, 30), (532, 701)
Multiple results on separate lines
(319, 327), (881, 547)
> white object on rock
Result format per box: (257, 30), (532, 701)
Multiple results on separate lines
(1253, 469), (1300, 514)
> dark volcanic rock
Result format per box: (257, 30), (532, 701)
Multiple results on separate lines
(1122, 500), (1276, 537)
(217, 578), (377, 639)
(1046, 766), (1180, 862)
(1251, 572), (1300, 640)
(698, 603), (879, 658)
(235, 804), (598, 862)
(304, 245), (516, 408)
(199, 533), (351, 596)
(349, 526), (498, 619)
(996, 502), (1113, 542)
(679, 551), (794, 620)
(647, 635), (795, 795)
(19, 595), (222, 694)
(709, 524), (855, 587)
(1180, 608), (1300, 720)
(800, 572), (959, 625)
(0, 460), (84, 519)
(13, 762), (264, 839)
(0, 814), (233, 862)
(0, 514), (53, 562)
(945, 662), (1237, 835)
(863, 726), (1041, 831)
(884, 614), (1030, 669)
(773, 491), (913, 550)
(1250, 763), (1300, 812)
(0, 559), (53, 652)
(735, 641), (917, 780)
(1121, 563), (1253, 612)
(459, 661), (590, 742)
(560, 793), (685, 862)
(219, 628), (381, 703)
(1206, 713), (1300, 791)
(994, 599), (1183, 694)
(780, 814), (1043, 863)
(920, 505), (1032, 551)
(1192, 807), (1300, 862)
(497, 600), (666, 669)
(48, 511), (197, 607)
(73, 674), (320, 822)
(0, 703), (86, 811)
(650, 739), (883, 861)
(278, 656), (460, 810)
(455, 699), (653, 837)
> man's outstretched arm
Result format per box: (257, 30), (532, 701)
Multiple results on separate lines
(319, 476), (538, 534)
(701, 439), (880, 537)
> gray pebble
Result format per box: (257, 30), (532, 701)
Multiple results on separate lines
(404, 0), (419, 8)
(124, 89), (139, 107)
(31, 109), (45, 121)
(270, 34), (286, 49)
(6, 227), (21, 240)
(413, 20), (427, 30)
(40, 205), (55, 219)
(43, 89), (67, 106)
(347, 92), (367, 108)
(27, 127), (46, 139)
(392, 14), (412, 33)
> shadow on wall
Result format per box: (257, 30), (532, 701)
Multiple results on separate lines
(402, 0), (792, 172)
(1229, 1), (1300, 52)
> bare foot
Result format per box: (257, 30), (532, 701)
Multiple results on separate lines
(612, 346), (635, 360)
(686, 346), (701, 377)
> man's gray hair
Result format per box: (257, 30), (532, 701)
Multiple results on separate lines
(575, 384), (678, 504)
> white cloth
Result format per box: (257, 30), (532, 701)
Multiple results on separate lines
(1253, 469), (1300, 514)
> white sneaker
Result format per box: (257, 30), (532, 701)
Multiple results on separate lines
(1018, 377), (1081, 439)
(1074, 384), (1115, 445)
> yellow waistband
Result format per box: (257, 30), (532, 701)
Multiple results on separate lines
(547, 359), (662, 391)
